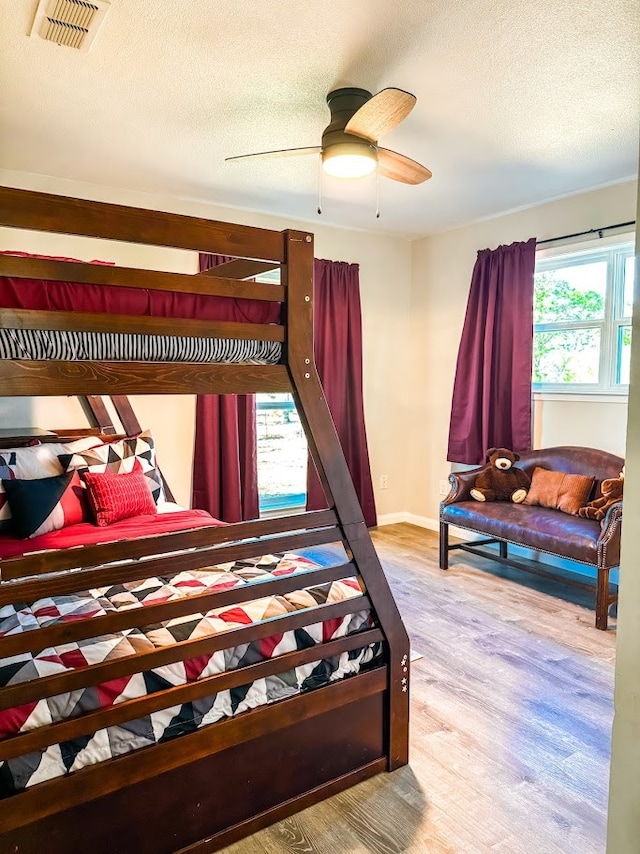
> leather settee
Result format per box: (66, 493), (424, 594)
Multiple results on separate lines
(439, 446), (624, 630)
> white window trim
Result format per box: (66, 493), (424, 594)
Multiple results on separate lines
(535, 230), (635, 259)
(533, 392), (629, 404)
(533, 238), (634, 396)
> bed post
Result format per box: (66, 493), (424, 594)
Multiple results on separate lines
(283, 230), (410, 770)
(80, 395), (117, 434)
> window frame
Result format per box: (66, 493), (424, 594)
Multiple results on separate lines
(256, 393), (307, 515)
(253, 268), (308, 515)
(533, 239), (635, 396)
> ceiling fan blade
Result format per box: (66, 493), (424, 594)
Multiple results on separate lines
(344, 88), (416, 143)
(378, 148), (432, 185)
(225, 146), (321, 162)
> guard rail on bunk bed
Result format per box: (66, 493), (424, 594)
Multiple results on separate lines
(0, 187), (410, 854)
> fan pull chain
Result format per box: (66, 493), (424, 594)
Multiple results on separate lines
(375, 163), (381, 219)
(317, 154), (323, 215)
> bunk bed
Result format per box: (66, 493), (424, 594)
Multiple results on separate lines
(0, 187), (410, 853)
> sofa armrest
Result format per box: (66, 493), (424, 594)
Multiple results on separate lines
(597, 500), (623, 567)
(601, 500), (623, 530)
(442, 469), (481, 506)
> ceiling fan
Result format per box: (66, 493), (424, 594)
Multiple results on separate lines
(226, 87), (432, 185)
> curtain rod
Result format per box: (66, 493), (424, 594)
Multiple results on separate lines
(536, 220), (636, 247)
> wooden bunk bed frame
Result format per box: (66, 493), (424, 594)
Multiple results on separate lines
(0, 187), (410, 853)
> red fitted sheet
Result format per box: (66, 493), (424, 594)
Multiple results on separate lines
(0, 509), (223, 560)
(0, 276), (281, 324)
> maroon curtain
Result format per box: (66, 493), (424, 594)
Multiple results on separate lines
(191, 254), (259, 522)
(306, 259), (377, 527)
(447, 238), (537, 465)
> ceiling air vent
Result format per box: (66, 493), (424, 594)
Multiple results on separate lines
(30, 0), (111, 51)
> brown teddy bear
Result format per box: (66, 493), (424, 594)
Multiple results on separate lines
(470, 447), (531, 503)
(578, 468), (624, 521)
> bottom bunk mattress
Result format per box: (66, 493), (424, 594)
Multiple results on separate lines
(0, 507), (223, 562)
(0, 552), (380, 795)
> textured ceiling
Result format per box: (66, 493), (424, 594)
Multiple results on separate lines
(0, 0), (638, 237)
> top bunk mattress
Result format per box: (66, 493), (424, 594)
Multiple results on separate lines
(0, 329), (281, 364)
(0, 273), (281, 323)
(0, 271), (283, 364)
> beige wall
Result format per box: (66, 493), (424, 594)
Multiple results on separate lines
(1, 171), (636, 520)
(607, 181), (640, 854)
(533, 395), (628, 454)
(408, 180), (637, 524)
(0, 170), (412, 511)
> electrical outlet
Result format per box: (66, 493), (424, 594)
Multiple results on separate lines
(380, 474), (389, 490)
(439, 479), (450, 496)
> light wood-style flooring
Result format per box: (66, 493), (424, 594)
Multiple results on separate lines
(221, 523), (615, 854)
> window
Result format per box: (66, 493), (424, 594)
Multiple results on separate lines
(533, 241), (635, 393)
(256, 393), (307, 512)
(253, 268), (307, 513)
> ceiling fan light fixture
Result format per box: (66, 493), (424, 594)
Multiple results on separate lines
(226, 86), (431, 188)
(322, 142), (377, 179)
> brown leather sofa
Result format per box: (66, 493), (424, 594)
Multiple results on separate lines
(439, 446), (624, 630)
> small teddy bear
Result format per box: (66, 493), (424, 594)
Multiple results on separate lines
(578, 467), (624, 521)
(470, 447), (531, 503)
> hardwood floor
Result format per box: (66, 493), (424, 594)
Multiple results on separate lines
(221, 523), (615, 854)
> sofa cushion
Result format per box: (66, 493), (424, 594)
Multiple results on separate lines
(524, 467), (595, 515)
(441, 500), (602, 565)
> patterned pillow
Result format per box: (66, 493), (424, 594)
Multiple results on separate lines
(0, 436), (102, 531)
(58, 431), (164, 504)
(0, 436), (101, 478)
(2, 471), (88, 538)
(0, 461), (15, 531)
(84, 470), (156, 526)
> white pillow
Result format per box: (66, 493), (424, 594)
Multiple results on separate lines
(58, 430), (165, 504)
(10, 436), (104, 479)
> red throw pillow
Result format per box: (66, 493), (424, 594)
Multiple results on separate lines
(84, 470), (156, 527)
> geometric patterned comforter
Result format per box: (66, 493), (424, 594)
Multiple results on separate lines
(0, 553), (380, 795)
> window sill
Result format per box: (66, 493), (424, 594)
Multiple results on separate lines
(259, 504), (306, 519)
(533, 391), (628, 404)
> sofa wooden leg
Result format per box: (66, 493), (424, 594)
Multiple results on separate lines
(439, 521), (449, 570)
(596, 565), (610, 631)
(499, 541), (508, 559)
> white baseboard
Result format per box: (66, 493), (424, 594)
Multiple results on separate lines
(375, 512), (408, 527)
(376, 512), (476, 541)
(403, 513), (438, 531)
(376, 512), (438, 529)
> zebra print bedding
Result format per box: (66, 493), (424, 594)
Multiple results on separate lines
(0, 328), (282, 364)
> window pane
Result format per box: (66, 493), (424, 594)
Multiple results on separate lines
(256, 393), (307, 511)
(534, 262), (607, 323)
(533, 328), (600, 383)
(624, 256), (635, 317)
(618, 325), (632, 385)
